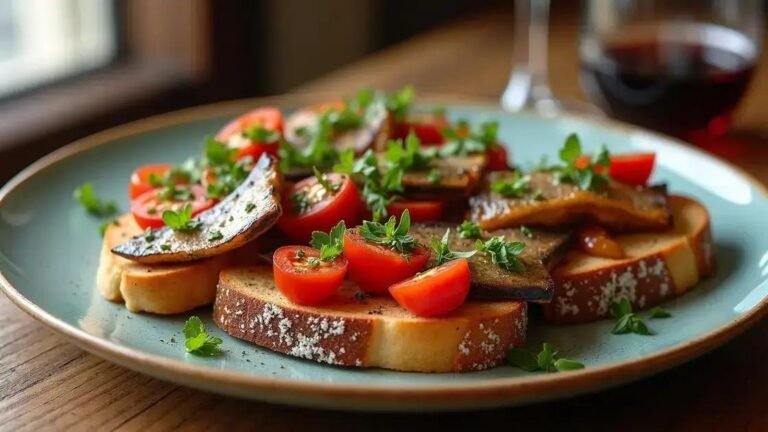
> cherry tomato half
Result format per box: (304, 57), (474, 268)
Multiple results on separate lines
(343, 228), (430, 294)
(130, 184), (214, 230)
(392, 113), (449, 146)
(215, 107), (284, 161)
(129, 164), (172, 200)
(273, 246), (348, 305)
(277, 173), (363, 243)
(389, 258), (471, 317)
(609, 153), (656, 186)
(386, 200), (444, 222)
(486, 145), (510, 172)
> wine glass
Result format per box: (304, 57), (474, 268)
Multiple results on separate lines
(579, 0), (763, 145)
(501, 0), (603, 117)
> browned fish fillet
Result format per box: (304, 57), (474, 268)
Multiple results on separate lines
(397, 154), (487, 200)
(411, 223), (570, 302)
(112, 155), (282, 264)
(470, 171), (671, 232)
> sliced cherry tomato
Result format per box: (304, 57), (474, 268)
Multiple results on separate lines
(273, 246), (348, 305)
(277, 173), (362, 243)
(129, 164), (172, 200)
(609, 153), (655, 186)
(576, 225), (625, 259)
(215, 107), (284, 161)
(392, 113), (449, 145)
(486, 145), (510, 171)
(386, 200), (443, 222)
(130, 185), (214, 230)
(389, 258), (471, 317)
(343, 228), (430, 293)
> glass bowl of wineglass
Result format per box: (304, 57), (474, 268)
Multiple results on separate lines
(579, 0), (763, 145)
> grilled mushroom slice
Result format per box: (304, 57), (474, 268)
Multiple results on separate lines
(400, 154), (487, 199)
(112, 155), (282, 264)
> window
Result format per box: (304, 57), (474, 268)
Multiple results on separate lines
(0, 0), (117, 98)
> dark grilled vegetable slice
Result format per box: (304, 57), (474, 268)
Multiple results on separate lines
(400, 154), (487, 200)
(112, 155), (282, 264)
(470, 171), (671, 232)
(411, 223), (570, 302)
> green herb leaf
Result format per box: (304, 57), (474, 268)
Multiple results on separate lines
(559, 133), (582, 163)
(74, 182), (118, 217)
(476, 236), (526, 273)
(162, 204), (203, 232)
(650, 307), (672, 319)
(385, 132), (433, 171)
(313, 167), (340, 194)
(157, 185), (194, 202)
(490, 171), (531, 198)
(204, 137), (237, 166)
(245, 202), (256, 213)
(310, 221), (346, 261)
(279, 114), (340, 171)
(548, 134), (611, 192)
(458, 220), (482, 239)
(385, 85), (414, 120)
(241, 125), (280, 143)
(183, 316), (223, 357)
(208, 230), (223, 241)
(438, 119), (495, 157)
(430, 229), (477, 266)
(610, 298), (655, 336)
(359, 209), (419, 254)
(289, 191), (311, 214)
(508, 343), (584, 373)
(427, 168), (442, 184)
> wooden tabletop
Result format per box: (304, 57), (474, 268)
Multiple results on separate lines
(4, 7), (768, 431)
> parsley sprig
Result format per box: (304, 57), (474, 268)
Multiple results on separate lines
(507, 343), (585, 372)
(548, 134), (611, 192)
(475, 236), (526, 273)
(241, 125), (280, 143)
(74, 182), (118, 217)
(430, 229), (476, 266)
(202, 138), (252, 199)
(385, 85), (415, 121)
(183, 316), (223, 357)
(310, 221), (346, 261)
(458, 220), (482, 239)
(439, 120), (499, 156)
(490, 171), (531, 198)
(611, 299), (672, 335)
(359, 209), (419, 254)
(335, 149), (403, 221)
(384, 132), (433, 172)
(162, 203), (203, 232)
(279, 114), (340, 172)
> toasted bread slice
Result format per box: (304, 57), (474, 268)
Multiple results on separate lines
(541, 195), (714, 324)
(97, 214), (261, 314)
(214, 266), (527, 372)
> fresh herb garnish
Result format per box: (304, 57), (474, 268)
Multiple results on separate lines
(490, 171), (531, 198)
(309, 221), (346, 261)
(439, 120), (499, 156)
(520, 225), (534, 239)
(507, 343), (585, 372)
(335, 149), (403, 220)
(611, 298), (653, 335)
(99, 218), (120, 237)
(160, 244), (171, 251)
(650, 307), (672, 319)
(458, 220), (482, 239)
(289, 191), (311, 214)
(549, 134), (611, 192)
(244, 202), (256, 213)
(241, 125), (280, 143)
(430, 229), (477, 266)
(295, 248), (306, 259)
(204, 137), (237, 165)
(313, 167), (340, 194)
(183, 316), (223, 357)
(279, 114), (340, 171)
(385, 85), (415, 120)
(532, 190), (545, 201)
(74, 182), (118, 217)
(359, 209), (418, 254)
(208, 230), (223, 241)
(162, 203), (203, 232)
(475, 236), (526, 273)
(157, 185), (193, 201)
(427, 168), (442, 184)
(384, 132), (433, 171)
(307, 257), (321, 266)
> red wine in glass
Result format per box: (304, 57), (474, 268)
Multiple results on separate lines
(581, 24), (756, 142)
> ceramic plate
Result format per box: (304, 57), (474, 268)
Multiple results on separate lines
(2, 95), (767, 411)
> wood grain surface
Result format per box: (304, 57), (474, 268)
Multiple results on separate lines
(3, 6), (768, 431)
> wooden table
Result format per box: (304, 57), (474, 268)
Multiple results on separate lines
(3, 7), (768, 431)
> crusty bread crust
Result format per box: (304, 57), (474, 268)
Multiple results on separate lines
(542, 195), (714, 324)
(214, 266), (527, 372)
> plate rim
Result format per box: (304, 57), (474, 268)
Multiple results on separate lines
(2, 93), (767, 408)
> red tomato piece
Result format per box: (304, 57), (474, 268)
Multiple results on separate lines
(130, 184), (214, 230)
(486, 145), (510, 171)
(277, 173), (363, 243)
(386, 200), (443, 222)
(343, 229), (430, 294)
(609, 153), (656, 186)
(392, 113), (449, 146)
(129, 164), (172, 200)
(273, 246), (348, 305)
(215, 107), (284, 161)
(389, 258), (471, 317)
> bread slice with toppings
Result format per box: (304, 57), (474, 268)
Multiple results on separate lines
(214, 266), (527, 372)
(541, 195), (714, 324)
(97, 214), (261, 314)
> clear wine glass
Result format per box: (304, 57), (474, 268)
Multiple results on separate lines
(579, 0), (763, 144)
(501, 0), (603, 117)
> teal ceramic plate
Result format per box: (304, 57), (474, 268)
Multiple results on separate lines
(2, 95), (767, 411)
